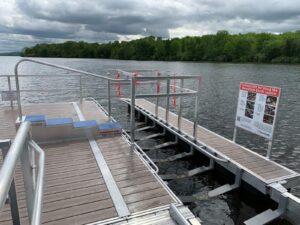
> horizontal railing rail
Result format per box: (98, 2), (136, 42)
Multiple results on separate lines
(0, 122), (45, 225)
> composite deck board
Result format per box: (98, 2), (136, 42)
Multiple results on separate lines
(130, 99), (296, 183)
(96, 136), (175, 214)
(2, 139), (118, 225)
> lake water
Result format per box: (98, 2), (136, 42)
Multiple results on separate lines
(0, 56), (299, 224)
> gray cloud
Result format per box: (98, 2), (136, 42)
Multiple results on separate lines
(0, 0), (300, 52)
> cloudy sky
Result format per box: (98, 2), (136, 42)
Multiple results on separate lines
(0, 0), (300, 52)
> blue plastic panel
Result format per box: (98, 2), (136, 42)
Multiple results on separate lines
(46, 118), (73, 126)
(98, 122), (122, 130)
(73, 120), (97, 128)
(24, 115), (45, 123)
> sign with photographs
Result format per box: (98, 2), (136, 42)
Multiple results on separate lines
(235, 82), (281, 140)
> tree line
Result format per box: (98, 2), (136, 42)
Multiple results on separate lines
(21, 31), (300, 63)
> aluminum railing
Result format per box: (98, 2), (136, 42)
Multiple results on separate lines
(12, 59), (131, 120)
(129, 74), (202, 145)
(0, 122), (45, 225)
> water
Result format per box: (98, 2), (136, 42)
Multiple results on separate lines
(0, 56), (299, 224)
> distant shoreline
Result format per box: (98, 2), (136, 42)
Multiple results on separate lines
(21, 31), (300, 64)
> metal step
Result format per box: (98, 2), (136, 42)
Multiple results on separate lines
(244, 209), (283, 225)
(160, 166), (212, 180)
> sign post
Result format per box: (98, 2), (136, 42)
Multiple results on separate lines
(234, 82), (281, 159)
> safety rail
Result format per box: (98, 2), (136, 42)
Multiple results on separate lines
(12, 59), (131, 120)
(129, 74), (202, 145)
(0, 122), (45, 225)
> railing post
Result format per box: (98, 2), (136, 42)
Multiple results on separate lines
(7, 76), (13, 108)
(14, 63), (22, 119)
(130, 77), (136, 144)
(266, 140), (273, 159)
(107, 80), (111, 118)
(29, 141), (45, 225)
(165, 76), (171, 123)
(20, 135), (35, 224)
(155, 72), (160, 117)
(177, 79), (184, 130)
(79, 75), (83, 103)
(0, 140), (20, 225)
(233, 127), (237, 142)
(193, 77), (201, 139)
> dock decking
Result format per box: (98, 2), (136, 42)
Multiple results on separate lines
(0, 100), (180, 225)
(124, 99), (299, 185)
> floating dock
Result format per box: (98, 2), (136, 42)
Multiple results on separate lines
(123, 98), (300, 224)
(0, 100), (200, 225)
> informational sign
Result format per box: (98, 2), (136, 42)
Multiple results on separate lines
(1, 91), (17, 101)
(235, 82), (281, 140)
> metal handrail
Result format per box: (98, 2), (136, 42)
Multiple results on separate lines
(0, 122), (31, 210)
(28, 140), (45, 225)
(14, 58), (130, 119)
(0, 122), (45, 225)
(129, 74), (202, 145)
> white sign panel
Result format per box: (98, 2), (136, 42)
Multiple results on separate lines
(235, 82), (281, 140)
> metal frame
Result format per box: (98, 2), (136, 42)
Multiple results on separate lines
(125, 99), (300, 223)
(11, 59), (130, 119)
(0, 122), (45, 225)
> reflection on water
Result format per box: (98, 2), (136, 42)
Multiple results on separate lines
(0, 57), (299, 224)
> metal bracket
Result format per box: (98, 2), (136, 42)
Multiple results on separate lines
(135, 132), (165, 141)
(135, 125), (156, 132)
(160, 160), (214, 180)
(244, 182), (289, 225)
(208, 167), (243, 197)
(152, 145), (195, 162)
(152, 151), (193, 163)
(144, 141), (178, 151)
(244, 193), (287, 225)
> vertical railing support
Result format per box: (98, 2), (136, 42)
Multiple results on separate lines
(233, 127), (237, 143)
(107, 80), (111, 118)
(165, 76), (171, 123)
(177, 79), (184, 130)
(14, 63), (22, 119)
(20, 136), (35, 224)
(130, 77), (136, 145)
(155, 72), (160, 117)
(193, 77), (201, 139)
(0, 140), (20, 225)
(7, 76), (13, 108)
(79, 75), (83, 103)
(266, 140), (273, 159)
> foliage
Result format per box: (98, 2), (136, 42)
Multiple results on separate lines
(21, 31), (300, 63)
